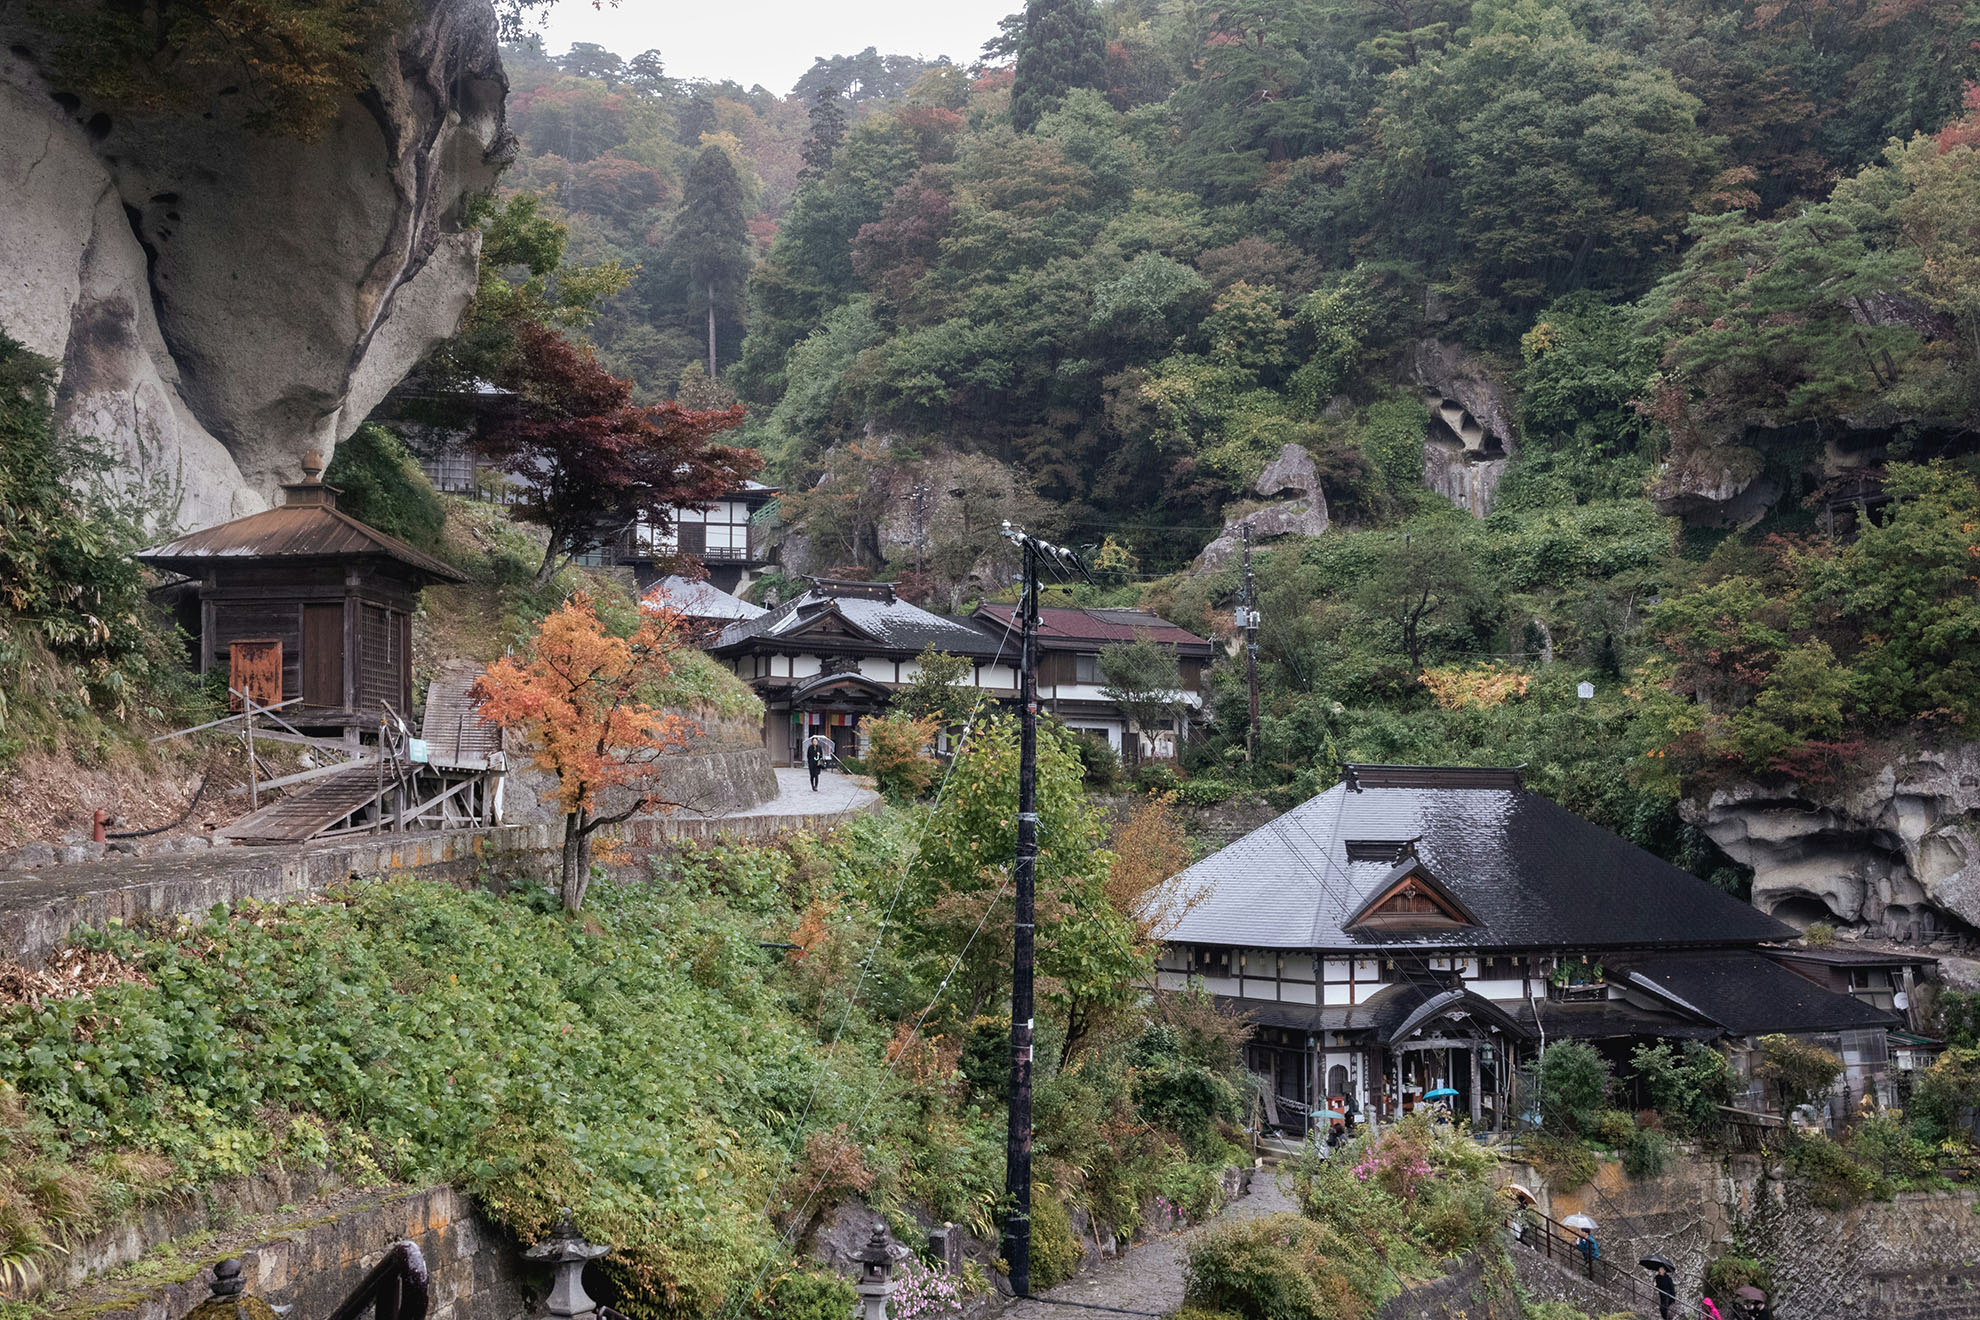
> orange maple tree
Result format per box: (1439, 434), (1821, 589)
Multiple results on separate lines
(471, 591), (696, 911)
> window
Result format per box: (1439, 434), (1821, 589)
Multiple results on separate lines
(1847, 967), (1897, 1009)
(1075, 653), (1101, 684)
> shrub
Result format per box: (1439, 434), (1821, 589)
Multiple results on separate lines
(1756, 1034), (1842, 1121)
(1786, 1131), (1877, 1207)
(1804, 922), (1836, 947)
(1029, 1187), (1084, 1289)
(1068, 730), (1122, 789)
(1590, 1108), (1636, 1147)
(1535, 1041), (1612, 1136)
(1630, 1041), (1737, 1137)
(1176, 777), (1237, 807)
(1702, 1255), (1772, 1315)
(1848, 1108), (1932, 1184)
(1526, 1133), (1600, 1192)
(1622, 1126), (1672, 1179)
(1184, 1213), (1371, 1320)
(749, 1269), (858, 1320)
(865, 714), (941, 798)
(1133, 1064), (1240, 1153)
(324, 424), (447, 551)
(1134, 762), (1182, 794)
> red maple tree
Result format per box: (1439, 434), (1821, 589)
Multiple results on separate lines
(479, 321), (759, 582)
(472, 591), (696, 911)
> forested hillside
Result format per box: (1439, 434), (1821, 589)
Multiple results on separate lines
(468, 0), (1980, 895)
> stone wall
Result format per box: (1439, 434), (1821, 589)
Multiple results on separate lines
(44, 1181), (530, 1320)
(1502, 1147), (1980, 1319)
(1381, 1246), (1523, 1320)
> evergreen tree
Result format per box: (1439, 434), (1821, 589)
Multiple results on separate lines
(673, 145), (753, 379)
(1010, 0), (1106, 132)
(799, 85), (847, 180)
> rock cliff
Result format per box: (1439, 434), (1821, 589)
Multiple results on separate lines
(0, 0), (510, 528)
(1408, 339), (1514, 517)
(1195, 442), (1331, 570)
(1683, 744), (1980, 940)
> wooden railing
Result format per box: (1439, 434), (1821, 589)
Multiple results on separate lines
(323, 1241), (428, 1320)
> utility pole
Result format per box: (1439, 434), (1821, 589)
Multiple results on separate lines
(1005, 532), (1038, 1297)
(1241, 525), (1259, 766)
(996, 523), (1085, 1299)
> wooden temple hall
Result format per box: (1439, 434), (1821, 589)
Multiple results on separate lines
(141, 453), (465, 733)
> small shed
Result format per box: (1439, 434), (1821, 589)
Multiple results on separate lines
(139, 454), (465, 728)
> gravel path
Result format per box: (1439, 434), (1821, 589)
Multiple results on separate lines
(719, 767), (879, 819)
(1000, 1167), (1298, 1320)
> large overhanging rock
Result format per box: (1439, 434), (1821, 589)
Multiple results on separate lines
(0, 0), (510, 527)
(1196, 443), (1331, 571)
(1683, 744), (1980, 940)
(1650, 441), (1779, 528)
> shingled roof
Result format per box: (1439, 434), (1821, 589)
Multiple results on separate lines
(1621, 952), (1901, 1033)
(710, 581), (1005, 658)
(1158, 764), (1795, 952)
(138, 502), (465, 583)
(971, 604), (1215, 652)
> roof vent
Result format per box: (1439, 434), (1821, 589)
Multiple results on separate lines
(811, 578), (895, 603)
(1341, 764), (1523, 790)
(1345, 840), (1415, 862)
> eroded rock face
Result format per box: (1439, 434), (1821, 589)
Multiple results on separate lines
(0, 0), (510, 526)
(1683, 744), (1980, 939)
(1408, 339), (1514, 517)
(1196, 442), (1330, 570)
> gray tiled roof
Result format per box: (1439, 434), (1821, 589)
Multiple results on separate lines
(711, 588), (1007, 658)
(1159, 771), (1795, 952)
(1621, 952), (1900, 1034)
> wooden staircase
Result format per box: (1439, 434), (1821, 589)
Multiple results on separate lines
(218, 766), (393, 844)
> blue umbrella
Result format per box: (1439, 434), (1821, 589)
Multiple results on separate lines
(1422, 1087), (1460, 1100)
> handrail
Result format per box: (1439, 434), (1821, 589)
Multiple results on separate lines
(322, 1240), (429, 1320)
(1510, 1205), (1716, 1319)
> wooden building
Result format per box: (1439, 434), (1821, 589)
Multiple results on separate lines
(140, 454), (465, 729)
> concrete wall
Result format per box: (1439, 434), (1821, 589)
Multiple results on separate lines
(1501, 1146), (1980, 1318)
(46, 1182), (530, 1320)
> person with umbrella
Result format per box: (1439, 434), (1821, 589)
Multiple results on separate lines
(1561, 1215), (1599, 1278)
(1735, 1284), (1771, 1319)
(1423, 1085), (1459, 1123)
(1640, 1256), (1677, 1320)
(804, 733), (831, 790)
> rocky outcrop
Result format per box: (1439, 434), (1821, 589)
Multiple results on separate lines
(1195, 443), (1331, 570)
(1408, 339), (1514, 517)
(1650, 440), (1779, 527)
(0, 1), (510, 527)
(1683, 744), (1980, 938)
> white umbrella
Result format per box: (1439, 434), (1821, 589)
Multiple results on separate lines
(1561, 1213), (1598, 1230)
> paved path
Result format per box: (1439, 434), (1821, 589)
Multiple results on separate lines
(1001, 1167), (1297, 1320)
(720, 768), (879, 820)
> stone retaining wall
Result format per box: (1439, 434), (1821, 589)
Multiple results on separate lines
(0, 796), (878, 968)
(50, 1182), (530, 1320)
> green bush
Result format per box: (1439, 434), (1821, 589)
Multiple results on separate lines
(1622, 1126), (1672, 1179)
(1132, 1064), (1240, 1153)
(1630, 1041), (1737, 1137)
(1786, 1131), (1878, 1207)
(1134, 763), (1181, 794)
(1068, 730), (1123, 789)
(1526, 1133), (1600, 1192)
(1590, 1108), (1636, 1147)
(748, 1269), (857, 1320)
(323, 424), (447, 551)
(1176, 777), (1237, 807)
(1703, 1255), (1772, 1315)
(1029, 1187), (1084, 1289)
(1535, 1041), (1612, 1136)
(1184, 1213), (1373, 1320)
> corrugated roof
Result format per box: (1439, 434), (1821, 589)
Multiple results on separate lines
(712, 586), (1006, 658)
(644, 576), (766, 622)
(971, 604), (1214, 650)
(1623, 952), (1901, 1034)
(419, 663), (502, 766)
(138, 504), (465, 582)
(1158, 771), (1795, 952)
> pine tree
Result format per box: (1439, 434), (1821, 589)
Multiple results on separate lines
(672, 145), (752, 379)
(1010, 0), (1106, 133)
(799, 85), (847, 180)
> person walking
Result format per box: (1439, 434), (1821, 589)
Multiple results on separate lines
(1575, 1227), (1599, 1279)
(1653, 1264), (1676, 1320)
(805, 736), (826, 791)
(1700, 1296), (1723, 1320)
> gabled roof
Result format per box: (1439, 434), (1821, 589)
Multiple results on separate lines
(971, 604), (1215, 653)
(1156, 765), (1795, 951)
(711, 584), (1004, 659)
(1622, 952), (1901, 1034)
(1342, 857), (1482, 931)
(138, 504), (465, 584)
(644, 576), (765, 622)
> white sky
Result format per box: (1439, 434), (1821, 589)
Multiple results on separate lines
(535, 0), (1017, 95)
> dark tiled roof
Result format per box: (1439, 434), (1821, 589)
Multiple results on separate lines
(1622, 952), (1901, 1034)
(139, 504), (465, 583)
(1762, 944), (1937, 968)
(711, 587), (1005, 658)
(971, 604), (1215, 652)
(1159, 771), (1795, 951)
(1514, 999), (1725, 1041)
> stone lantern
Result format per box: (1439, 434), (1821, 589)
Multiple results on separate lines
(854, 1224), (896, 1320)
(185, 1260), (280, 1320)
(525, 1210), (612, 1320)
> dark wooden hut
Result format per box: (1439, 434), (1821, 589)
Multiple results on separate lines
(139, 453), (465, 729)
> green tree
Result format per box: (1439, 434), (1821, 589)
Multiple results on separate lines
(1535, 1040), (1611, 1136)
(1351, 526), (1488, 673)
(1099, 631), (1188, 775)
(1755, 1033), (1842, 1123)
(1010, 0), (1107, 132)
(674, 145), (754, 380)
(800, 85), (849, 180)
(322, 425), (446, 552)
(896, 647), (977, 728)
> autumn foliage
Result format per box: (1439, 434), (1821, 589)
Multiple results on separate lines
(479, 322), (758, 582)
(472, 591), (697, 910)
(1106, 793), (1194, 949)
